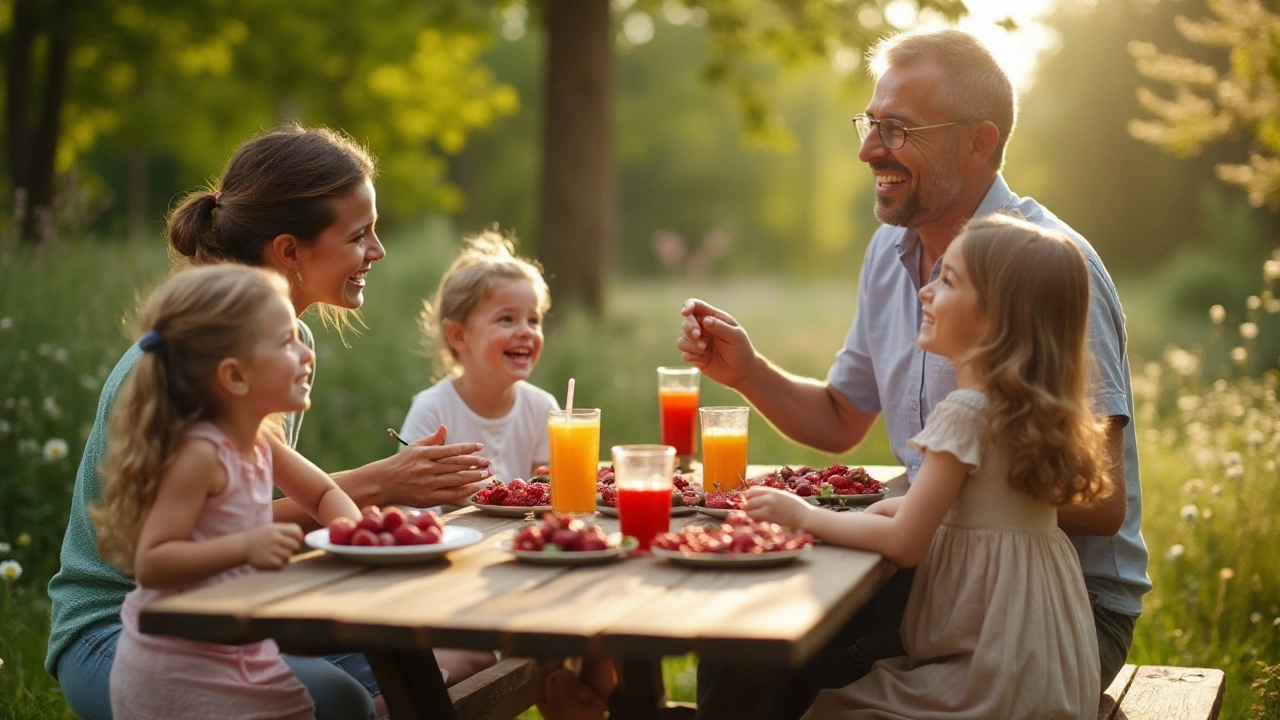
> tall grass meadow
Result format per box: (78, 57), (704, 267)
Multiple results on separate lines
(1, 228), (1277, 718)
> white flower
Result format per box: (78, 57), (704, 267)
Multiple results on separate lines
(0, 419), (9, 436)
(36, 342), (51, 357)
(53, 347), (68, 365)
(1225, 465), (1243, 480)
(16, 438), (39, 455)
(0, 317), (11, 331)
(0, 542), (10, 554)
(42, 397), (61, 420)
(1240, 322), (1259, 340)
(0, 560), (22, 582)
(1231, 347), (1247, 364)
(1165, 544), (1185, 560)
(1266, 259), (1280, 282)
(1252, 612), (1263, 624)
(1209, 305), (1226, 324)
(1246, 295), (1261, 311)
(16, 533), (29, 547)
(1180, 504), (1198, 521)
(42, 438), (69, 462)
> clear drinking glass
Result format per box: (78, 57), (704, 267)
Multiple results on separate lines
(612, 444), (676, 551)
(657, 367), (700, 470)
(699, 406), (749, 494)
(548, 408), (601, 514)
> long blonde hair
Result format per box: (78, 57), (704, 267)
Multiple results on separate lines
(91, 265), (292, 572)
(959, 215), (1111, 506)
(420, 227), (550, 378)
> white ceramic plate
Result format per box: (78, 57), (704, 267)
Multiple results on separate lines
(811, 489), (889, 506)
(596, 503), (698, 518)
(469, 501), (554, 518)
(650, 544), (812, 569)
(695, 506), (747, 519)
(496, 536), (639, 565)
(304, 525), (483, 565)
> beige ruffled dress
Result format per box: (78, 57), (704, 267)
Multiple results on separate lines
(803, 390), (1099, 719)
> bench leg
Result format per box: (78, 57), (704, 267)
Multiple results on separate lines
(366, 649), (457, 720)
(609, 660), (696, 720)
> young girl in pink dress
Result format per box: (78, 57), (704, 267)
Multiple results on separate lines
(746, 213), (1110, 718)
(92, 265), (363, 720)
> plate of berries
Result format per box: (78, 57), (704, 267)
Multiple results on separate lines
(750, 463), (887, 504)
(650, 513), (813, 568)
(498, 512), (638, 565)
(695, 489), (746, 518)
(306, 506), (483, 565)
(470, 477), (553, 517)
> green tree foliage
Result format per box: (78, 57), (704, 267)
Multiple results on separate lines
(1129, 0), (1280, 209)
(1, 0), (519, 240)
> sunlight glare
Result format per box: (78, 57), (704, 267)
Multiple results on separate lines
(915, 0), (1060, 92)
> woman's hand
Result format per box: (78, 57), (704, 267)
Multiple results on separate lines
(744, 485), (813, 531)
(341, 425), (492, 509)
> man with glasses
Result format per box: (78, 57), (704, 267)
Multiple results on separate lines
(679, 28), (1150, 719)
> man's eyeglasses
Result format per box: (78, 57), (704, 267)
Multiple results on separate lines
(852, 114), (971, 150)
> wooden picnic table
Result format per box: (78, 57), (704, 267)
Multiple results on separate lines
(140, 464), (905, 719)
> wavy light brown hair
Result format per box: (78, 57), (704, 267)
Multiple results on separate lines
(166, 123), (377, 332)
(959, 214), (1111, 506)
(91, 265), (291, 572)
(420, 227), (550, 379)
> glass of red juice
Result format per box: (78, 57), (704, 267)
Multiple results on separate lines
(657, 367), (699, 471)
(612, 444), (676, 552)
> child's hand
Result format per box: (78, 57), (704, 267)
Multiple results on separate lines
(744, 485), (813, 530)
(244, 523), (304, 570)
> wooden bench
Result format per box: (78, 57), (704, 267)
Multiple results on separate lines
(1098, 664), (1224, 720)
(446, 657), (561, 720)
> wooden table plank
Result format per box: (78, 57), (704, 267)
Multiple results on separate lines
(139, 551), (369, 642)
(1115, 666), (1225, 720)
(1098, 663), (1137, 720)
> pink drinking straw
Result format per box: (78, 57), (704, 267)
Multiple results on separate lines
(565, 377), (576, 413)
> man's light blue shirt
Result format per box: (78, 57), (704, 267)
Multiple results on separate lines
(827, 174), (1151, 617)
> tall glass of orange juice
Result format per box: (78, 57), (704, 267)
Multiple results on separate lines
(657, 367), (699, 470)
(548, 408), (601, 514)
(699, 406), (749, 493)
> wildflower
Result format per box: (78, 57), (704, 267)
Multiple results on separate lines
(1220, 567), (1235, 581)
(1267, 298), (1280, 314)
(36, 342), (51, 357)
(1211, 484), (1223, 496)
(1252, 612), (1264, 624)
(1209, 305), (1226, 324)
(0, 560), (21, 582)
(1240, 322), (1259, 340)
(1176, 395), (1200, 413)
(1268, 258), (1280, 281)
(0, 317), (11, 330)
(1201, 507), (1213, 520)
(16, 533), (29, 547)
(1246, 295), (1261, 311)
(1180, 504), (1198, 521)
(1225, 465), (1243, 480)
(1165, 544), (1185, 560)
(1181, 478), (1204, 494)
(0, 419), (9, 436)
(53, 347), (68, 365)
(1274, 617), (1280, 626)
(42, 396), (62, 420)
(42, 438), (68, 462)
(1231, 347), (1247, 364)
(0, 542), (9, 554)
(16, 438), (39, 455)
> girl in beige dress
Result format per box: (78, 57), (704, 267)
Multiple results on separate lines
(747, 214), (1111, 719)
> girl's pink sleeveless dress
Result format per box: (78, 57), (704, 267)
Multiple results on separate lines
(110, 423), (315, 720)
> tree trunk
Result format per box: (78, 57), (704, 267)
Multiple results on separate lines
(22, 0), (73, 242)
(536, 0), (612, 314)
(5, 0), (36, 204)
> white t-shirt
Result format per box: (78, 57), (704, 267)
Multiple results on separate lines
(399, 377), (558, 484)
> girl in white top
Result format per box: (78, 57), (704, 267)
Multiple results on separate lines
(747, 214), (1110, 719)
(93, 265), (363, 720)
(400, 228), (558, 484)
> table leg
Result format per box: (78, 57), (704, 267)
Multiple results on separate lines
(608, 659), (695, 720)
(366, 649), (456, 720)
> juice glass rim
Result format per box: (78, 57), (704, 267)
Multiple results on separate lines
(699, 405), (750, 414)
(657, 366), (700, 376)
(549, 408), (601, 420)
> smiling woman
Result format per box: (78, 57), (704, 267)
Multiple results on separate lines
(45, 123), (497, 720)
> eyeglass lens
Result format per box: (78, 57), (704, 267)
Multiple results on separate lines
(855, 117), (905, 149)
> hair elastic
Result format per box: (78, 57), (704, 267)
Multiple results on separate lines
(139, 329), (167, 358)
(210, 191), (220, 208)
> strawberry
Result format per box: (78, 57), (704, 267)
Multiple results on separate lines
(327, 517), (356, 545)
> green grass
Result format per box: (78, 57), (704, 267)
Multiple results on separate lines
(2, 232), (1277, 718)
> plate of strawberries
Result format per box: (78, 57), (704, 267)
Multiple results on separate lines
(751, 464), (888, 505)
(469, 477), (553, 517)
(595, 465), (702, 517)
(650, 513), (813, 568)
(306, 506), (482, 565)
(497, 512), (638, 565)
